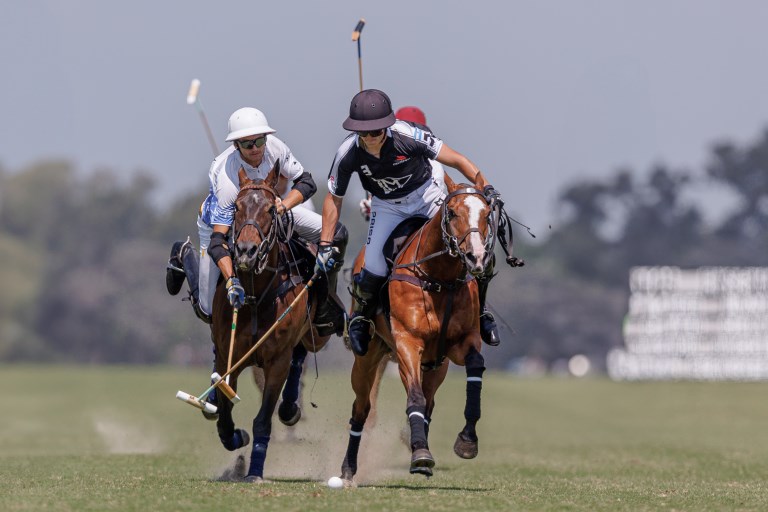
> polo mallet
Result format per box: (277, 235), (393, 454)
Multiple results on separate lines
(351, 19), (373, 207)
(351, 19), (366, 92)
(175, 272), (322, 415)
(186, 78), (219, 157)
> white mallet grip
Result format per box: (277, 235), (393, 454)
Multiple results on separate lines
(176, 390), (218, 414)
(186, 79), (201, 105)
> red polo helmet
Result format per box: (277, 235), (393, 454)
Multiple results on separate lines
(395, 106), (426, 125)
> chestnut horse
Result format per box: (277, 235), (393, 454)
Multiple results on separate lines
(340, 173), (498, 483)
(211, 163), (331, 483)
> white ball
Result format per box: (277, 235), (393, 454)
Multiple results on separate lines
(327, 476), (344, 489)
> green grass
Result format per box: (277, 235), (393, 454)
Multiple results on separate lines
(2, 365), (768, 511)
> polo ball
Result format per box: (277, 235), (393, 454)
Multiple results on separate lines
(327, 476), (344, 489)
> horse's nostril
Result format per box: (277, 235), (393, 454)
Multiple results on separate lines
(247, 245), (258, 258)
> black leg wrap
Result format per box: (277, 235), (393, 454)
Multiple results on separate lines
(281, 344), (307, 404)
(247, 436), (270, 478)
(406, 405), (429, 451)
(464, 351), (485, 424)
(341, 419), (364, 479)
(220, 427), (249, 451)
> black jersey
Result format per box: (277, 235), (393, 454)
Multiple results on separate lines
(327, 120), (444, 200)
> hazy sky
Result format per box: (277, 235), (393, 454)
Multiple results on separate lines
(3, 1), (768, 234)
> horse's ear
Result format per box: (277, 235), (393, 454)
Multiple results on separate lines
(266, 159), (280, 189)
(238, 167), (249, 187)
(443, 171), (459, 193)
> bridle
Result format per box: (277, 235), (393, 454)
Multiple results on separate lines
(233, 182), (279, 275)
(440, 187), (496, 272)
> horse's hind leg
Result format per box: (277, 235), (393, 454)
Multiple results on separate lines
(454, 346), (485, 459)
(340, 338), (387, 484)
(278, 343), (307, 426)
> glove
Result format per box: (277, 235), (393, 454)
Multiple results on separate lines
(226, 276), (245, 309)
(483, 185), (503, 206)
(315, 245), (338, 273)
(359, 197), (371, 222)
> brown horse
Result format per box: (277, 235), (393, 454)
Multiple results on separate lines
(339, 173), (497, 483)
(211, 162), (332, 483)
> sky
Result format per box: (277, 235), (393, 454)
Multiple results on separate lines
(3, 1), (768, 235)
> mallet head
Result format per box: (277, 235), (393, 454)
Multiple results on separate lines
(352, 19), (365, 41)
(175, 390), (218, 414)
(211, 372), (241, 404)
(186, 79), (201, 105)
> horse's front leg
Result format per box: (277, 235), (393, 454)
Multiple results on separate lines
(340, 337), (387, 484)
(421, 360), (449, 447)
(214, 373), (250, 452)
(393, 328), (434, 477)
(453, 344), (485, 459)
(277, 343), (307, 426)
(245, 351), (292, 483)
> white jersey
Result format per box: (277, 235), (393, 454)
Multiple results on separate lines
(209, 136), (305, 226)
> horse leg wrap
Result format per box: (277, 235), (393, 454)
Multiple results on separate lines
(341, 419), (364, 478)
(464, 351), (486, 425)
(220, 428), (249, 451)
(281, 344), (307, 404)
(247, 436), (271, 478)
(406, 405), (429, 451)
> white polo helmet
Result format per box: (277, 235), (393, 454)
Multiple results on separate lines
(225, 107), (276, 141)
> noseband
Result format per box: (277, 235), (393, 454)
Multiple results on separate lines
(440, 187), (496, 267)
(233, 183), (279, 274)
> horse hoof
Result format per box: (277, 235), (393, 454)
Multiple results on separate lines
(453, 432), (478, 459)
(409, 465), (433, 477)
(244, 475), (267, 484)
(342, 478), (356, 488)
(201, 410), (219, 421)
(237, 429), (251, 449)
(277, 401), (301, 426)
(410, 448), (435, 476)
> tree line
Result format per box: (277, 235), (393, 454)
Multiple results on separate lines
(1, 129), (766, 369)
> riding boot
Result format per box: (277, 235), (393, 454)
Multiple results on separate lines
(314, 223), (348, 336)
(347, 269), (387, 356)
(166, 240), (190, 295)
(476, 266), (500, 347)
(167, 238), (212, 324)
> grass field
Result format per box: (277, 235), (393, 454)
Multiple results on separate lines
(2, 364), (768, 511)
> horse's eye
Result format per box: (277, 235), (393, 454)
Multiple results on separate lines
(446, 208), (456, 219)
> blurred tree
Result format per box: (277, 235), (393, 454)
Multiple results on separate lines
(708, 130), (768, 240)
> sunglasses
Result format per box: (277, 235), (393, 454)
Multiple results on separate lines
(237, 136), (267, 149)
(357, 129), (384, 138)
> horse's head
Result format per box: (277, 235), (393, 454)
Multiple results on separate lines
(441, 173), (496, 277)
(232, 162), (280, 274)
